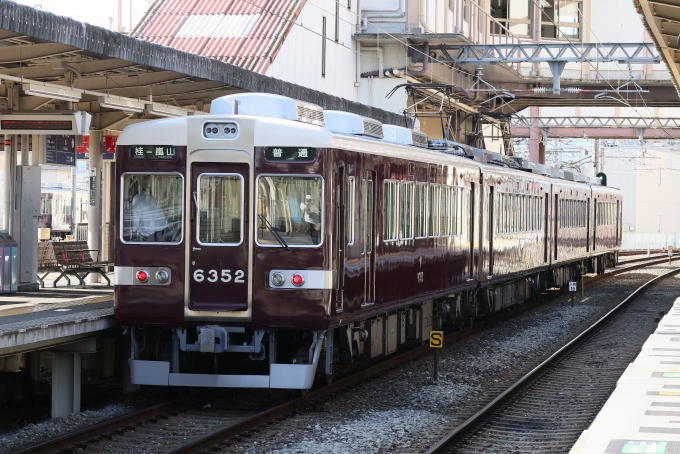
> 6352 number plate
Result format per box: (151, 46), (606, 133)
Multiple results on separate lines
(193, 269), (245, 283)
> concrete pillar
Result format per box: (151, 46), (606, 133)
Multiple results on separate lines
(3, 135), (13, 232)
(88, 131), (102, 283)
(538, 141), (546, 165)
(31, 134), (44, 166)
(529, 106), (540, 163)
(51, 352), (81, 418)
(3, 134), (17, 235)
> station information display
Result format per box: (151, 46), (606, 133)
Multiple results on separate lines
(1, 119), (73, 131)
(45, 135), (76, 166)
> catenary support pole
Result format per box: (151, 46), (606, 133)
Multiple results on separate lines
(88, 131), (102, 283)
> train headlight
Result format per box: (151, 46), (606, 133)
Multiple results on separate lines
(136, 269), (149, 283)
(291, 273), (304, 287)
(155, 269), (169, 284)
(271, 272), (285, 287)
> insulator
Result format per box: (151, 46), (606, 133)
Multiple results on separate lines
(532, 87), (548, 93)
(563, 87), (581, 94)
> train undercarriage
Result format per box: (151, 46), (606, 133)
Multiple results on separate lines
(128, 252), (617, 390)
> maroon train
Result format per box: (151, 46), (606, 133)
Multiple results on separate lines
(114, 93), (621, 389)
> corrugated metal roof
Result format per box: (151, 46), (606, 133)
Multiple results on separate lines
(134, 0), (305, 73)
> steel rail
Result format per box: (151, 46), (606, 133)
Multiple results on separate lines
(424, 266), (680, 454)
(13, 397), (190, 454)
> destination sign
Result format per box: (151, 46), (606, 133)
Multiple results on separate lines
(129, 145), (177, 160)
(264, 147), (316, 162)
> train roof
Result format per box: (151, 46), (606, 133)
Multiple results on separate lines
(117, 93), (615, 191)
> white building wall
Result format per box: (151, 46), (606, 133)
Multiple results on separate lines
(602, 146), (637, 231)
(265, 0), (359, 102)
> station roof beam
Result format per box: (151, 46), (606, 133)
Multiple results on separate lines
(510, 117), (680, 139)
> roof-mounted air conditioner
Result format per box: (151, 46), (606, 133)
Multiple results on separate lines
(563, 170), (576, 181)
(324, 111), (383, 139)
(210, 93), (324, 126)
(382, 124), (413, 145)
(549, 168), (565, 179)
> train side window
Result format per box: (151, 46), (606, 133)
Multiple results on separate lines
(505, 194), (509, 233)
(497, 193), (501, 234)
(360, 178), (374, 254)
(400, 181), (414, 239)
(441, 186), (452, 237)
(347, 177), (355, 245)
(428, 184), (441, 237)
(512, 194), (516, 232)
(415, 183), (428, 238)
(121, 173), (184, 244)
(383, 180), (399, 242)
(453, 187), (463, 236)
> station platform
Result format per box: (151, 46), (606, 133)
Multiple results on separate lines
(0, 273), (115, 357)
(571, 297), (680, 453)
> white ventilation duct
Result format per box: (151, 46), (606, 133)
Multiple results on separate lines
(210, 93), (324, 126)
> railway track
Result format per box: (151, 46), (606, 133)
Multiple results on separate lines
(425, 266), (680, 453)
(13, 256), (674, 454)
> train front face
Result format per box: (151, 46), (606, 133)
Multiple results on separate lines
(114, 115), (334, 389)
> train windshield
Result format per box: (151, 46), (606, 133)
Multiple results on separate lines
(197, 174), (243, 245)
(256, 175), (323, 247)
(121, 173), (183, 243)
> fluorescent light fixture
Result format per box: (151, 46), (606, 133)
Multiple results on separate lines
(98, 95), (145, 113)
(23, 83), (82, 102)
(145, 102), (190, 117)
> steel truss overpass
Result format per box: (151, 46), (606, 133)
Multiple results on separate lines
(510, 117), (680, 139)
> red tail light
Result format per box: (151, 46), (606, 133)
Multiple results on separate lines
(136, 270), (149, 283)
(291, 273), (304, 286)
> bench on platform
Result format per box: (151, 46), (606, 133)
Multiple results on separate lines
(37, 241), (67, 288)
(51, 241), (112, 288)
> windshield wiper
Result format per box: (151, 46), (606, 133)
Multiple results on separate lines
(257, 214), (290, 251)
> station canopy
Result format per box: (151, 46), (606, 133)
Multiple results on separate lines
(635, 0), (680, 96)
(0, 0), (408, 131)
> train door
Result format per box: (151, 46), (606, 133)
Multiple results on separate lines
(488, 186), (494, 277)
(554, 194), (559, 261)
(469, 182), (476, 280)
(333, 164), (346, 313)
(543, 193), (549, 263)
(189, 162), (249, 312)
(586, 197), (590, 252)
(616, 200), (620, 246)
(361, 170), (376, 305)
(593, 200), (597, 251)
